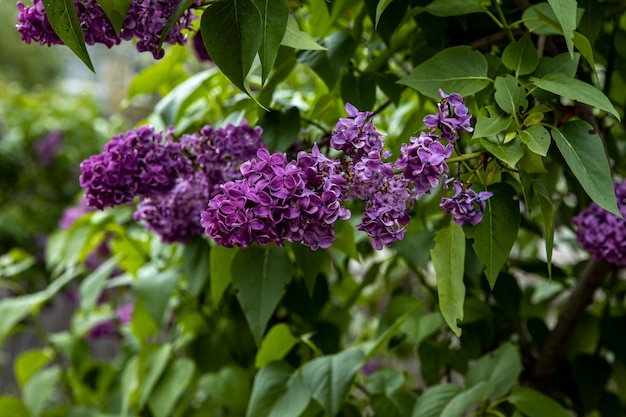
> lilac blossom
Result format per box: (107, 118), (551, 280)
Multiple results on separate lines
(79, 125), (192, 209)
(33, 130), (63, 166)
(330, 103), (385, 159)
(134, 173), (211, 244)
(572, 181), (626, 266)
(201, 146), (350, 250)
(423, 89), (473, 142)
(395, 132), (453, 196)
(86, 303), (134, 340)
(132, 122), (265, 243)
(440, 181), (493, 226)
(16, 0), (197, 59)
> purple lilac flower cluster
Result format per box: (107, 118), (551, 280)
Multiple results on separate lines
(440, 181), (493, 226)
(572, 181), (626, 266)
(81, 121), (265, 243)
(132, 122), (265, 243)
(327, 91), (481, 248)
(87, 303), (134, 341)
(16, 0), (196, 59)
(201, 145), (350, 250)
(79, 126), (191, 210)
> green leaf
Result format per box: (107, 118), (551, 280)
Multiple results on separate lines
(182, 238), (211, 297)
(340, 72), (377, 111)
(157, 0), (195, 49)
(472, 106), (513, 139)
(134, 266), (179, 326)
(399, 46), (490, 99)
(508, 387), (572, 417)
(231, 246), (294, 341)
(200, 0), (262, 93)
(533, 180), (554, 278)
(401, 311), (445, 348)
(533, 52), (579, 78)
(127, 45), (188, 98)
(210, 245), (239, 306)
(547, 0), (577, 57)
(258, 107), (302, 152)
(519, 124), (550, 156)
(138, 344), (172, 408)
(246, 362), (305, 417)
(412, 384), (463, 417)
(0, 397), (30, 417)
(14, 349), (53, 388)
(333, 220), (360, 260)
(494, 75), (528, 114)
(301, 348), (365, 417)
(23, 366), (61, 417)
(440, 381), (494, 417)
(256, 323), (300, 368)
(296, 31), (357, 89)
(375, 0), (396, 27)
(79, 255), (121, 311)
(501, 32), (538, 76)
(367, 369), (405, 396)
(423, 0), (488, 16)
(200, 366), (251, 415)
(147, 358), (195, 417)
(551, 120), (620, 216)
(0, 266), (78, 344)
(95, 0), (132, 36)
(252, 0), (289, 83)
(530, 73), (620, 121)
(465, 343), (522, 399)
(371, 392), (415, 417)
(573, 31), (596, 73)
(431, 222), (466, 337)
(480, 137), (525, 168)
(42, 0), (94, 71)
(291, 243), (330, 297)
(154, 69), (217, 127)
(281, 16), (326, 50)
(464, 183), (520, 289)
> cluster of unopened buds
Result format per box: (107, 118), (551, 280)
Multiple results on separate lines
(16, 0), (198, 59)
(79, 90), (492, 250)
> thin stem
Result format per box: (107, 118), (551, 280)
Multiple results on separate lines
(447, 151), (482, 164)
(491, 0), (515, 41)
(33, 313), (76, 402)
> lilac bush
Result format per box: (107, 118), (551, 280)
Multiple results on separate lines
(86, 303), (134, 340)
(572, 180), (626, 266)
(16, 0), (197, 58)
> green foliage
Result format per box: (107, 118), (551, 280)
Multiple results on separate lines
(6, 0), (626, 416)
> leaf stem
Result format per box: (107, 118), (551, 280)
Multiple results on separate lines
(447, 151), (482, 164)
(491, 0), (515, 42)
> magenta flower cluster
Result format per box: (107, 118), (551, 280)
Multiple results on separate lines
(572, 180), (626, 267)
(201, 145), (350, 250)
(16, 0), (196, 59)
(80, 121), (265, 243)
(87, 303), (134, 341)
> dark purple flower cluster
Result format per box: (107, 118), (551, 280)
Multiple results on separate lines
(16, 0), (196, 59)
(80, 126), (191, 209)
(201, 145), (350, 250)
(440, 181), (493, 226)
(572, 181), (626, 266)
(423, 89), (473, 143)
(132, 122), (265, 243)
(87, 303), (134, 340)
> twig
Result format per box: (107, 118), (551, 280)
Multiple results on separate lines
(528, 259), (613, 393)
